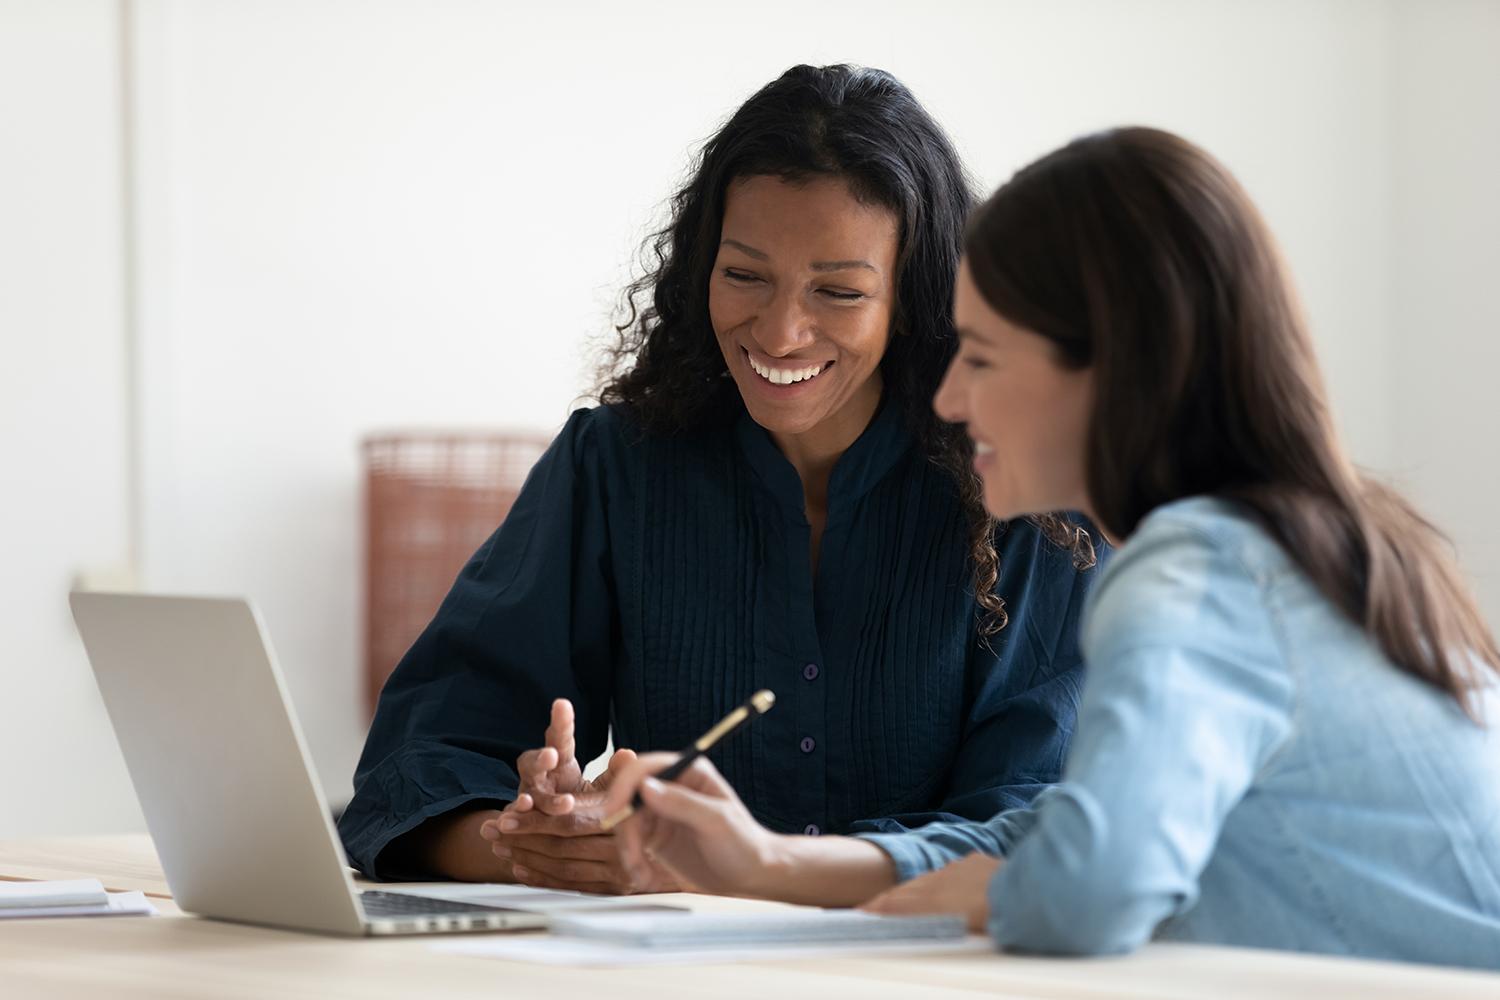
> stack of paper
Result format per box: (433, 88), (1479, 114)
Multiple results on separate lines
(0, 878), (157, 919)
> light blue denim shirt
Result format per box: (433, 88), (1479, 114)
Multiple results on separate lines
(860, 496), (1500, 970)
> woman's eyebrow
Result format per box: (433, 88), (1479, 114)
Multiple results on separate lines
(810, 259), (878, 274)
(956, 325), (994, 344)
(720, 239), (768, 261)
(721, 239), (878, 274)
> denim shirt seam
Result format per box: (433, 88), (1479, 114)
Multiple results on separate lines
(1250, 569), (1303, 778)
(1246, 554), (1348, 945)
(1261, 793), (1356, 953)
(1175, 514), (1303, 777)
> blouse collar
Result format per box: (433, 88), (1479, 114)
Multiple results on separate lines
(733, 394), (912, 524)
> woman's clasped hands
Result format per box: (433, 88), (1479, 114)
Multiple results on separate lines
(479, 699), (682, 894)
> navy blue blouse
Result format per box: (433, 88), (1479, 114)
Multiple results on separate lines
(339, 400), (1102, 878)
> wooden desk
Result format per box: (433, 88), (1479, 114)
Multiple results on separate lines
(4, 835), (1498, 999)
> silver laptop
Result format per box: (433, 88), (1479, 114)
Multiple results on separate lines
(70, 592), (632, 936)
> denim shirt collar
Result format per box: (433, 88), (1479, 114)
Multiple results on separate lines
(733, 395), (911, 525)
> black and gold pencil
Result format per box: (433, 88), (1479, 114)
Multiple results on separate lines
(599, 689), (776, 831)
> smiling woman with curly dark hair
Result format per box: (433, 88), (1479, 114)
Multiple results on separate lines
(338, 64), (1103, 895)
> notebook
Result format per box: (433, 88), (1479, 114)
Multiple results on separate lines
(433, 909), (986, 967)
(0, 879), (157, 919)
(548, 910), (967, 948)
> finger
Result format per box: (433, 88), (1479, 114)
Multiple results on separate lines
(534, 790), (577, 816)
(483, 791), (537, 839)
(591, 747), (638, 792)
(642, 810), (677, 858)
(605, 753), (736, 808)
(493, 806), (600, 838)
(544, 698), (577, 766)
(505, 794), (578, 824)
(612, 805), (682, 890)
(517, 746), (562, 786)
(635, 829), (693, 889)
(510, 863), (623, 896)
(600, 751), (681, 814)
(637, 775), (728, 832)
(649, 854), (691, 893)
(516, 747), (555, 785)
(516, 748), (540, 781)
(494, 832), (618, 863)
(614, 809), (658, 877)
(859, 888), (908, 914)
(676, 756), (737, 798)
(866, 885), (949, 916)
(495, 843), (622, 887)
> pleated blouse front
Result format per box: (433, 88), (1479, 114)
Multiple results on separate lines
(339, 400), (1099, 878)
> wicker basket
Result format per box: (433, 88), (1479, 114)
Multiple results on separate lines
(362, 432), (552, 716)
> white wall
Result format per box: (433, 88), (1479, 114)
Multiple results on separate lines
(0, 0), (144, 836)
(1391, 0), (1500, 638)
(131, 0), (1407, 811)
(4, 0), (1495, 837)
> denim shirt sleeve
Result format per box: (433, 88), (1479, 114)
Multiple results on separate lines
(853, 516), (1101, 874)
(985, 515), (1296, 955)
(335, 408), (618, 879)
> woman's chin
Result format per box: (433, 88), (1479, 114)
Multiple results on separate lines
(983, 489), (1069, 523)
(735, 387), (828, 437)
(743, 405), (823, 438)
(981, 486), (1024, 523)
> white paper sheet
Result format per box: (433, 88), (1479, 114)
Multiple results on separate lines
(0, 888), (157, 920)
(0, 877), (110, 908)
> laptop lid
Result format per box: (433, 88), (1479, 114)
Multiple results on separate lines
(70, 592), (367, 936)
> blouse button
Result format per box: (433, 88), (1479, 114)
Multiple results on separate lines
(803, 663), (819, 681)
(799, 736), (816, 754)
(804, 824), (821, 836)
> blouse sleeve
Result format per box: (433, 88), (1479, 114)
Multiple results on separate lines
(336, 408), (620, 879)
(985, 518), (1296, 954)
(851, 516), (1101, 875)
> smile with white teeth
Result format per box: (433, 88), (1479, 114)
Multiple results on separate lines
(974, 441), (995, 456)
(744, 349), (830, 386)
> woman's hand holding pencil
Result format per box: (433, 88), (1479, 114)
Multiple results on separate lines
(600, 689), (904, 907)
(601, 751), (902, 906)
(601, 751), (786, 896)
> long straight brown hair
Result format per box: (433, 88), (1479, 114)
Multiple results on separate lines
(965, 126), (1499, 715)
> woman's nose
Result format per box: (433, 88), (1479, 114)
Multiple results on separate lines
(933, 357), (967, 423)
(753, 290), (816, 357)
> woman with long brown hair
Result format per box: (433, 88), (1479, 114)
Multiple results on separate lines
(599, 127), (1500, 968)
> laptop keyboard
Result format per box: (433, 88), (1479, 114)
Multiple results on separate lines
(359, 890), (516, 918)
